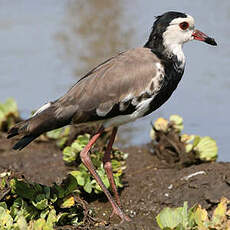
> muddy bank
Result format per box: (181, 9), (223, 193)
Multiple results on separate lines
(0, 133), (230, 229)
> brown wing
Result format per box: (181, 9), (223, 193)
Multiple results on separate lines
(54, 47), (162, 124)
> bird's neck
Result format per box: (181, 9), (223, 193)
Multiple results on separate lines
(144, 35), (185, 71)
(163, 43), (185, 71)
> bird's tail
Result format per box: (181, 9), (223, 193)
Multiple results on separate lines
(7, 102), (73, 150)
(11, 135), (38, 150)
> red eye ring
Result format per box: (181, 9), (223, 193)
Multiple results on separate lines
(179, 22), (189, 30)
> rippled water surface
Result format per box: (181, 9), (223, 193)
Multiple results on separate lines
(0, 0), (229, 160)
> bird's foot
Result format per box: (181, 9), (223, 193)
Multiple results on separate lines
(109, 208), (131, 223)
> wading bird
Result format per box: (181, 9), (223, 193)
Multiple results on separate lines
(8, 11), (217, 222)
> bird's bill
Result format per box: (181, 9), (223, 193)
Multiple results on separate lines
(192, 29), (217, 46)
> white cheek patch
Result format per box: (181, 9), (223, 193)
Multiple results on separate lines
(163, 15), (195, 48)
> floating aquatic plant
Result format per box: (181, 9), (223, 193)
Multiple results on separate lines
(150, 115), (218, 162)
(0, 98), (19, 131)
(0, 171), (91, 229)
(62, 133), (128, 194)
(156, 197), (230, 230)
(46, 126), (70, 149)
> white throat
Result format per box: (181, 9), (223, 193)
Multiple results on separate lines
(161, 14), (195, 69)
(163, 42), (185, 69)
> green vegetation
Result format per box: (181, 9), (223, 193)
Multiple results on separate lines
(46, 127), (70, 149)
(0, 171), (91, 229)
(0, 98), (19, 131)
(0, 98), (128, 228)
(156, 197), (230, 230)
(45, 130), (128, 194)
(150, 115), (218, 162)
(0, 98), (222, 229)
(63, 133), (128, 194)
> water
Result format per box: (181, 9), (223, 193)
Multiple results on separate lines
(0, 0), (229, 160)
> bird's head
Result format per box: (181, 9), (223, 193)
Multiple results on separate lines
(145, 11), (217, 58)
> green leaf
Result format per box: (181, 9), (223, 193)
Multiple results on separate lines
(97, 168), (109, 188)
(43, 186), (50, 199)
(194, 136), (218, 161)
(60, 196), (75, 208)
(76, 175), (85, 186)
(170, 114), (184, 132)
(114, 175), (123, 188)
(10, 198), (23, 218)
(156, 207), (184, 229)
(52, 184), (65, 199)
(154, 117), (169, 132)
(56, 212), (68, 225)
(181, 202), (188, 228)
(0, 206), (13, 229)
(10, 179), (36, 200)
(30, 218), (46, 230)
(63, 146), (77, 163)
(16, 215), (28, 230)
(169, 114), (183, 125)
(61, 174), (79, 196)
(47, 127), (70, 148)
(46, 128), (63, 139)
(0, 202), (7, 210)
(84, 182), (92, 194)
(70, 171), (85, 186)
(20, 199), (38, 221)
(111, 160), (121, 172)
(77, 134), (90, 145)
(0, 98), (19, 130)
(193, 205), (209, 229)
(212, 197), (227, 225)
(56, 136), (68, 149)
(0, 177), (7, 190)
(32, 194), (49, 210)
(4, 98), (19, 116)
(47, 209), (57, 226)
(50, 194), (58, 204)
(40, 209), (49, 219)
(181, 134), (195, 144)
(0, 110), (5, 129)
(33, 184), (43, 194)
(187, 204), (197, 228)
(71, 142), (84, 152)
(185, 144), (193, 153)
(174, 124), (184, 133)
(150, 128), (156, 140)
(193, 136), (201, 147)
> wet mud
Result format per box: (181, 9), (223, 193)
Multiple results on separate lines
(0, 132), (230, 229)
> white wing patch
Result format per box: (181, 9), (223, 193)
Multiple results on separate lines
(103, 97), (153, 128)
(33, 102), (51, 117)
(96, 107), (111, 117)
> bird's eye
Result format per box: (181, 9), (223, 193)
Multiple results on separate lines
(179, 22), (189, 30)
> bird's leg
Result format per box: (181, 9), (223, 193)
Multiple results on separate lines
(103, 127), (122, 209)
(80, 126), (130, 222)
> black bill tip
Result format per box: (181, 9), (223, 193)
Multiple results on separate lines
(205, 37), (217, 46)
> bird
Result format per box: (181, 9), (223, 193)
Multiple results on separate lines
(8, 11), (217, 222)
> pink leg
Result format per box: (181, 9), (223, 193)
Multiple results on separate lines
(103, 127), (121, 207)
(80, 127), (130, 222)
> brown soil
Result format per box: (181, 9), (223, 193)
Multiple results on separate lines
(0, 132), (230, 230)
